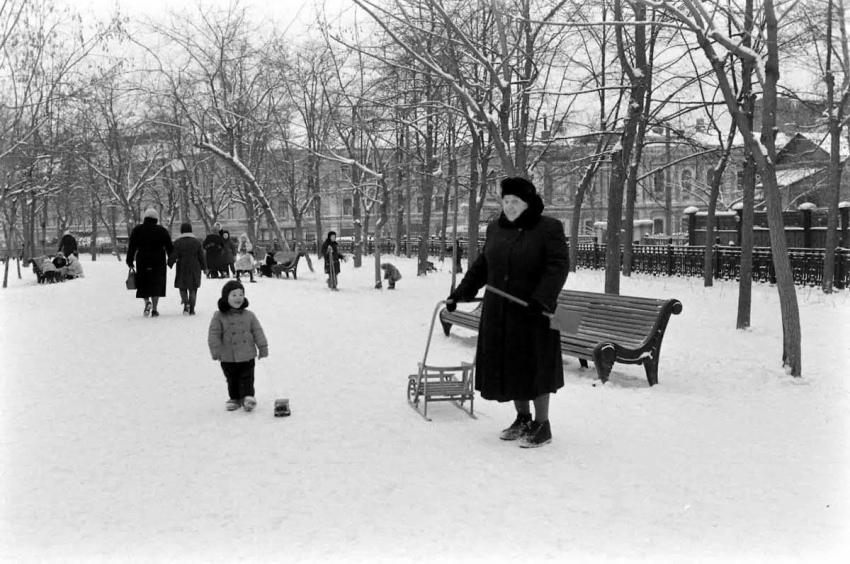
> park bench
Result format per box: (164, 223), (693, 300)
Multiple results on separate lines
(439, 289), (682, 386)
(272, 251), (302, 279)
(29, 256), (63, 284)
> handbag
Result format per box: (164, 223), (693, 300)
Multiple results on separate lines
(125, 268), (136, 290)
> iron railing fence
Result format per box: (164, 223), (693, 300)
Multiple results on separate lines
(17, 240), (849, 289)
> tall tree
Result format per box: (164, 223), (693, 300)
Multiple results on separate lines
(639, 0), (803, 375)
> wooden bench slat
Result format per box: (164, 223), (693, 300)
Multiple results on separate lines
(440, 289), (682, 386)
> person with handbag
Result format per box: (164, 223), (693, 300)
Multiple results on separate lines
(126, 208), (173, 317)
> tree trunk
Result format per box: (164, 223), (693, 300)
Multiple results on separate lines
(197, 139), (292, 253)
(704, 120), (738, 286)
(606, 0), (647, 295)
(762, 0), (802, 375)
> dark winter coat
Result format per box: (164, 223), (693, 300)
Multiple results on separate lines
(203, 233), (226, 273)
(126, 217), (173, 299)
(450, 195), (569, 402)
(320, 239), (341, 275)
(58, 233), (78, 257)
(381, 262), (402, 282)
(221, 231), (236, 265)
(208, 298), (269, 362)
(168, 233), (207, 290)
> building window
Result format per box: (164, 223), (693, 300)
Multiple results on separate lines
(416, 196), (424, 214)
(653, 170), (664, 198)
(653, 219), (664, 234)
(680, 168), (693, 199)
(343, 198), (352, 216)
(227, 205), (235, 220)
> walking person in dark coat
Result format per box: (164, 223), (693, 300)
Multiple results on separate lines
(126, 208), (174, 317)
(446, 177), (569, 448)
(168, 222), (207, 315)
(203, 223), (226, 279)
(221, 230), (237, 278)
(320, 231), (341, 289)
(58, 230), (78, 258)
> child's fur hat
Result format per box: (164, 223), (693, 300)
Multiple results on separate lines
(218, 280), (249, 312)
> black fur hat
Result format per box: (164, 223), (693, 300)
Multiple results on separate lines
(500, 177), (537, 203)
(218, 280), (249, 312)
(327, 230), (337, 239)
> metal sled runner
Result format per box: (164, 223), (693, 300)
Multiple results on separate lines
(407, 300), (477, 421)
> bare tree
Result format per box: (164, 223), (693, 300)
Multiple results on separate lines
(148, 4), (293, 251)
(639, 0), (803, 375)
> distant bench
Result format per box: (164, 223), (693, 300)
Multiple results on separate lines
(439, 289), (682, 386)
(271, 251), (302, 279)
(29, 256), (64, 284)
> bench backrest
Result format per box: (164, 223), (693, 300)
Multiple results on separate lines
(557, 290), (682, 348)
(274, 251), (299, 266)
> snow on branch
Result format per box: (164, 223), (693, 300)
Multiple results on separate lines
(708, 30), (766, 85)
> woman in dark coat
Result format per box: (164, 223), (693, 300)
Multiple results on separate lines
(126, 208), (173, 317)
(203, 223), (226, 278)
(58, 230), (78, 258)
(221, 230), (237, 277)
(447, 177), (569, 448)
(320, 231), (341, 289)
(168, 222), (207, 315)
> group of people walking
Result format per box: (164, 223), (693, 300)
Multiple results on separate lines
(201, 223), (238, 279)
(126, 176), (568, 448)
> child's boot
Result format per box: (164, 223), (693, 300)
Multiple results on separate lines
(243, 396), (257, 412)
(226, 399), (241, 411)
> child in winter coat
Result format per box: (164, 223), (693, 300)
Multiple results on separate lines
(208, 280), (269, 412)
(320, 231), (341, 289)
(259, 250), (277, 277)
(64, 253), (85, 279)
(380, 262), (402, 289)
(234, 233), (256, 283)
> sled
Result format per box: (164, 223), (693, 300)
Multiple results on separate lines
(327, 246), (338, 291)
(407, 300), (477, 421)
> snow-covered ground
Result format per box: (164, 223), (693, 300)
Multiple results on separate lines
(1, 253), (848, 563)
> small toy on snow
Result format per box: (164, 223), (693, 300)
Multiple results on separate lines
(274, 398), (291, 417)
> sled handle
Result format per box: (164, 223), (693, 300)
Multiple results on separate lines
(422, 298), (483, 366)
(485, 285), (581, 335)
(421, 301), (448, 367)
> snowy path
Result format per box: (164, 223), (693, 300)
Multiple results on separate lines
(1, 255), (848, 563)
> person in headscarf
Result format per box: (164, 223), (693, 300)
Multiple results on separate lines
(126, 208), (173, 317)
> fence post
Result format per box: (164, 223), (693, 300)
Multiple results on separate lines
(592, 236), (600, 269)
(713, 239), (722, 279)
(732, 201), (743, 245)
(798, 202), (816, 249)
(684, 206), (698, 245)
(840, 201), (849, 249)
(836, 248), (846, 290)
(666, 238), (674, 277)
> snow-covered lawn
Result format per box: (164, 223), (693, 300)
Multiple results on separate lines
(1, 254), (848, 563)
